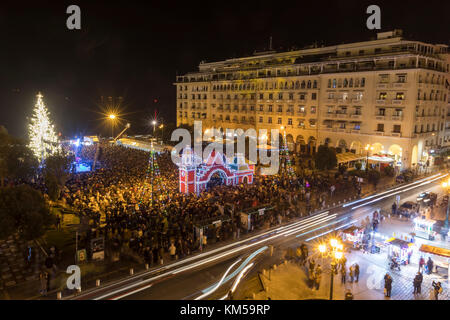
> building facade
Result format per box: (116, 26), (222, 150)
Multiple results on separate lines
(175, 30), (450, 169)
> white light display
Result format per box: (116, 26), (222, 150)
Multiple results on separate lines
(28, 92), (61, 162)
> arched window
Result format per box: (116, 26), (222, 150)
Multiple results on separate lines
(338, 79), (342, 88)
(301, 81), (306, 89)
(313, 80), (317, 88)
(349, 79), (353, 87)
(332, 79), (337, 88)
(355, 79), (359, 87)
(328, 79), (332, 88)
(307, 80), (311, 88)
(295, 81), (300, 89)
(343, 79), (348, 87)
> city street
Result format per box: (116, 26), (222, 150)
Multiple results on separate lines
(67, 172), (449, 300)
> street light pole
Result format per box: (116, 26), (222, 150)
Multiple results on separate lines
(318, 239), (344, 301)
(330, 261), (335, 300)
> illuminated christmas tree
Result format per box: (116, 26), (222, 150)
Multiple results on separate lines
(282, 131), (295, 179)
(141, 142), (167, 206)
(28, 92), (61, 162)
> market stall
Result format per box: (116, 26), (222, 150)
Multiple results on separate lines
(339, 225), (365, 250)
(413, 217), (437, 240)
(418, 244), (450, 276)
(385, 237), (415, 265)
(336, 152), (365, 170)
(368, 154), (395, 172)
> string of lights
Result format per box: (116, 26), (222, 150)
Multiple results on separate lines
(28, 92), (61, 163)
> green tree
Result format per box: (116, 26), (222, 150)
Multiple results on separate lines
(0, 128), (38, 187)
(0, 185), (54, 240)
(314, 145), (337, 171)
(44, 151), (74, 201)
(384, 165), (395, 177)
(368, 169), (381, 189)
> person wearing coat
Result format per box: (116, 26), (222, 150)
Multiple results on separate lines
(413, 273), (422, 294)
(340, 266), (347, 284)
(432, 281), (442, 300)
(384, 273), (393, 298)
(354, 263), (360, 282)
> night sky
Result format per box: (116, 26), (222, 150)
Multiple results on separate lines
(1, 0), (449, 138)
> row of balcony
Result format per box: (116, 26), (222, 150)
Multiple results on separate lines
(375, 99), (406, 105)
(376, 82), (409, 89)
(178, 60), (446, 83)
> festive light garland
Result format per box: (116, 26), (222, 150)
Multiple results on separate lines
(140, 142), (170, 207)
(282, 130), (296, 179)
(28, 92), (61, 162)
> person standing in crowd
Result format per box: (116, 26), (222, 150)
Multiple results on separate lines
(432, 281), (442, 300)
(384, 273), (393, 298)
(340, 264), (347, 284)
(426, 257), (434, 274)
(202, 234), (207, 251)
(309, 258), (315, 275)
(169, 241), (176, 260)
(391, 202), (397, 216)
(349, 265), (354, 283)
(413, 272), (422, 295)
(354, 263), (360, 283)
(418, 256), (425, 273)
(39, 270), (48, 296)
(314, 265), (322, 290)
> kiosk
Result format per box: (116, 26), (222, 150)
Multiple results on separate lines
(413, 217), (437, 240)
(385, 237), (415, 265)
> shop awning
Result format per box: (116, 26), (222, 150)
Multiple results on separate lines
(336, 152), (365, 164)
(368, 155), (394, 163)
(385, 238), (413, 249)
(419, 244), (450, 258)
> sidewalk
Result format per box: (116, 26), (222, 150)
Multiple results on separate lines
(241, 248), (448, 300)
(0, 234), (43, 299)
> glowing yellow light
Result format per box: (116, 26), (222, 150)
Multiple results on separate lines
(152, 120), (157, 125)
(330, 239), (338, 248)
(280, 126), (285, 130)
(337, 243), (344, 251)
(443, 182), (448, 188)
(109, 114), (116, 120)
(318, 244), (327, 253)
(334, 251), (343, 260)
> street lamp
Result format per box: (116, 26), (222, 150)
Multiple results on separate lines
(441, 178), (450, 237)
(152, 120), (157, 135)
(365, 144), (374, 172)
(317, 238), (345, 300)
(109, 114), (116, 138)
(159, 124), (164, 142)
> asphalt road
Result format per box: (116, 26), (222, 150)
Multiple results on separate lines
(69, 172), (447, 300)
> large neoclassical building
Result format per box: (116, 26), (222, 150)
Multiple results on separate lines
(175, 30), (450, 169)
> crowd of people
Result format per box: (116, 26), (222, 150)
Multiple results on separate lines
(54, 143), (361, 266)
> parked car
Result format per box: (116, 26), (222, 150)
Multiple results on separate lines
(397, 201), (419, 218)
